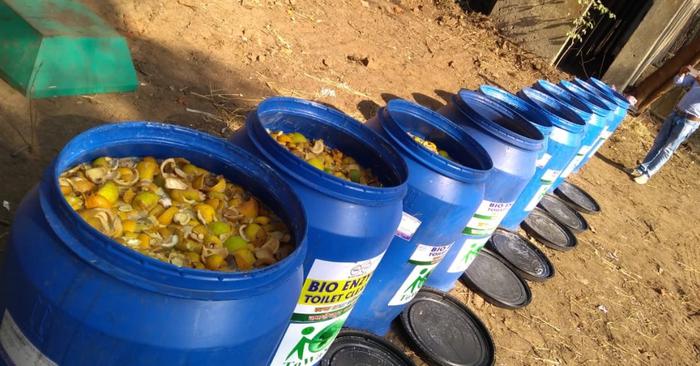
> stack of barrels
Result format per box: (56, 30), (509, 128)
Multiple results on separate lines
(0, 77), (629, 366)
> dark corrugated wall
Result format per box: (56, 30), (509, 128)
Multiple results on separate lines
(557, 0), (654, 78)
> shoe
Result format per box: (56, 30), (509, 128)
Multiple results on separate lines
(629, 168), (644, 178)
(634, 174), (649, 185)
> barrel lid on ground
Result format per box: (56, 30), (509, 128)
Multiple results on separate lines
(554, 181), (601, 214)
(538, 193), (588, 233)
(487, 229), (555, 282)
(460, 248), (532, 309)
(521, 208), (578, 251)
(320, 329), (414, 366)
(400, 288), (495, 366)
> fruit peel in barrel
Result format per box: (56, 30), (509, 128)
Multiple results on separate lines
(269, 131), (381, 186)
(59, 156), (294, 272)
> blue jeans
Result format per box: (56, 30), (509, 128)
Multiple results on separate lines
(638, 111), (700, 177)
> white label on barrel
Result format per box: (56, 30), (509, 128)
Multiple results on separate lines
(395, 211), (421, 241)
(591, 128), (613, 155)
(0, 311), (57, 366)
(536, 153), (552, 168)
(388, 243), (452, 306)
(270, 253), (385, 366)
(463, 200), (514, 236)
(447, 236), (490, 273)
(524, 169), (562, 212)
(549, 127), (570, 144)
(561, 145), (592, 178)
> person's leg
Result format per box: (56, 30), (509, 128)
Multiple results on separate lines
(637, 113), (679, 175)
(645, 118), (700, 177)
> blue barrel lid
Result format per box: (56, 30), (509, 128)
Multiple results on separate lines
(453, 89), (545, 151)
(560, 79), (617, 114)
(533, 80), (597, 121)
(587, 77), (630, 109)
(44, 122), (308, 299)
(478, 85), (553, 137)
(379, 99), (493, 183)
(517, 88), (586, 133)
(246, 96), (408, 205)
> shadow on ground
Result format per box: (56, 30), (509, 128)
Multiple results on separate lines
(435, 89), (456, 104)
(594, 151), (629, 174)
(0, 108), (107, 251)
(412, 92), (445, 110)
(357, 100), (381, 120)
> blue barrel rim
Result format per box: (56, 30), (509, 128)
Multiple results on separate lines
(574, 77), (628, 110)
(453, 89), (545, 151)
(554, 80), (610, 119)
(559, 79), (617, 115)
(246, 96), (409, 206)
(378, 99), (494, 184)
(571, 77), (624, 114)
(478, 85), (553, 136)
(517, 88), (586, 133)
(41, 121), (308, 299)
(533, 80), (601, 124)
(587, 77), (630, 109)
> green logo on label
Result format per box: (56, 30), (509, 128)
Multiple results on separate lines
(400, 267), (431, 302)
(285, 320), (344, 362)
(462, 244), (483, 266)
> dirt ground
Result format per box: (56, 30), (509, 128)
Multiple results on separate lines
(0, 0), (698, 365)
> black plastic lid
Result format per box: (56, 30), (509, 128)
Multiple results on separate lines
(521, 208), (578, 251)
(554, 181), (601, 215)
(538, 194), (589, 233)
(487, 229), (555, 282)
(460, 248), (532, 309)
(320, 329), (415, 366)
(400, 288), (495, 366)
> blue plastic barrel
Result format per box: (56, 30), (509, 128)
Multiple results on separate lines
(0, 123), (308, 366)
(573, 77), (623, 114)
(586, 77), (631, 132)
(587, 77), (631, 112)
(517, 88), (587, 197)
(344, 100), (493, 335)
(230, 97), (408, 364)
(476, 85), (580, 231)
(565, 78), (619, 122)
(533, 80), (605, 188)
(427, 90), (545, 292)
(559, 79), (617, 169)
(573, 77), (628, 131)
(572, 78), (633, 169)
(479, 85), (552, 159)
